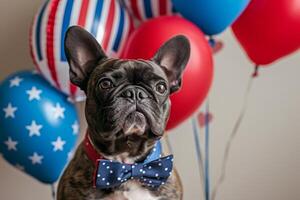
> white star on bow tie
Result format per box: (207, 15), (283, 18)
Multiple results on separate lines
(26, 120), (43, 137)
(3, 103), (17, 118)
(4, 137), (18, 151)
(29, 152), (43, 165)
(9, 76), (23, 87)
(26, 86), (42, 101)
(52, 137), (66, 151)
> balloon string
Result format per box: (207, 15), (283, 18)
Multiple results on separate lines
(204, 100), (210, 200)
(164, 134), (174, 154)
(192, 117), (205, 200)
(211, 71), (256, 200)
(51, 184), (56, 200)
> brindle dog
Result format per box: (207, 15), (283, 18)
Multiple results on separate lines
(57, 26), (190, 200)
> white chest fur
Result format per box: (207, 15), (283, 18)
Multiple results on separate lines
(123, 181), (159, 200)
(98, 181), (159, 200)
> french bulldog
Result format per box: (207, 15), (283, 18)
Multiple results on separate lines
(57, 26), (190, 200)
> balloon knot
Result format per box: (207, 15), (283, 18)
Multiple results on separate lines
(208, 36), (216, 48)
(252, 65), (259, 78)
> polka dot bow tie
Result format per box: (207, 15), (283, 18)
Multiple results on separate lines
(95, 155), (174, 189)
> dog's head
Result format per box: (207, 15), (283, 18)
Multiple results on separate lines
(65, 26), (190, 158)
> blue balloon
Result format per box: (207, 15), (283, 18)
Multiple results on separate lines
(0, 70), (79, 184)
(172, 0), (250, 35)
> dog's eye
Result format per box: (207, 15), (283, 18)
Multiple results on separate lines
(99, 78), (113, 90)
(156, 82), (167, 94)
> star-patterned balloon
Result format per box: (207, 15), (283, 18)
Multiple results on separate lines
(0, 70), (79, 184)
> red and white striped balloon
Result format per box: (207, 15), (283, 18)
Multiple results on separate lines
(30, 0), (134, 101)
(123, 0), (175, 22)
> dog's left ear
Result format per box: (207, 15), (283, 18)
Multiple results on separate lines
(64, 26), (107, 91)
(152, 35), (190, 94)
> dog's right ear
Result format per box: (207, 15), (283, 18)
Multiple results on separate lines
(64, 26), (107, 91)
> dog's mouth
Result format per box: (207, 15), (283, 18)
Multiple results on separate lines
(103, 99), (165, 139)
(122, 111), (148, 136)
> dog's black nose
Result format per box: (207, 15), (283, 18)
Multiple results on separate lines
(122, 87), (149, 101)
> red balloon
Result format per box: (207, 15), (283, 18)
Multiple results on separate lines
(232, 0), (300, 65)
(122, 16), (213, 130)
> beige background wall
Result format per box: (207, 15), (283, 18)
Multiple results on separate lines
(0, 0), (300, 200)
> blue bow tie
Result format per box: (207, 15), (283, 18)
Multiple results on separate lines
(94, 145), (173, 189)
